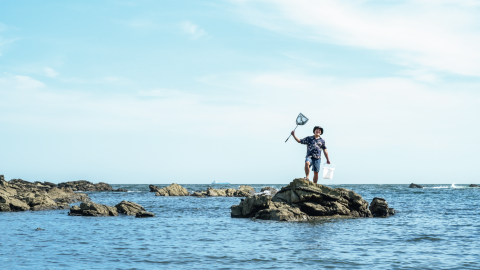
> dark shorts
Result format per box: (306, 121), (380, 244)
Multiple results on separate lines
(305, 157), (321, 172)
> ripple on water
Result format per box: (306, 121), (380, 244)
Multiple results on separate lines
(1, 184), (480, 269)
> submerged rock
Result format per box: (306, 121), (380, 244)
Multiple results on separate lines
(409, 183), (424, 188)
(0, 178), (89, 212)
(115, 200), (146, 216)
(112, 188), (128, 192)
(58, 180), (113, 191)
(135, 211), (155, 218)
(155, 183), (189, 196)
(231, 178), (395, 221)
(68, 202), (118, 216)
(469, 184), (479, 187)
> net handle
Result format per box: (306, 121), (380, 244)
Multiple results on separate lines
(285, 125), (298, 143)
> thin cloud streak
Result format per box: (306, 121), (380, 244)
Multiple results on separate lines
(230, 0), (480, 77)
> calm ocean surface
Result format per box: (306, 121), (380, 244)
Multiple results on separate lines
(1, 183), (480, 269)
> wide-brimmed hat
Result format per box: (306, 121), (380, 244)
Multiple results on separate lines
(313, 126), (323, 134)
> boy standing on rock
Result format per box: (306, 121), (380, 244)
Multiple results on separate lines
(291, 126), (331, 184)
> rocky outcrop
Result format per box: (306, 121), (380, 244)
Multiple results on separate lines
(369, 197), (395, 217)
(57, 180), (113, 191)
(115, 200), (146, 216)
(409, 183), (424, 188)
(112, 188), (128, 192)
(68, 202), (118, 216)
(233, 185), (256, 197)
(231, 178), (395, 221)
(206, 187), (236, 197)
(135, 211), (155, 218)
(155, 183), (189, 196)
(0, 178), (89, 212)
(260, 187), (278, 196)
(469, 184), (479, 187)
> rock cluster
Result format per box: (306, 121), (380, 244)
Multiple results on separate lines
(409, 183), (424, 188)
(58, 180), (113, 191)
(68, 200), (155, 218)
(231, 178), (395, 221)
(0, 178), (90, 212)
(192, 185), (257, 197)
(153, 183), (190, 196)
(469, 184), (479, 187)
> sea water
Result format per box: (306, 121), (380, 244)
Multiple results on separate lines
(1, 184), (480, 269)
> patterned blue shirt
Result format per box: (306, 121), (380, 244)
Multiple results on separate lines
(300, 136), (327, 159)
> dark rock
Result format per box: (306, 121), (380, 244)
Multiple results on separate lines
(115, 200), (146, 216)
(112, 188), (128, 192)
(409, 183), (424, 188)
(35, 228), (45, 231)
(68, 202), (118, 216)
(231, 178), (394, 221)
(149, 185), (161, 192)
(369, 197), (394, 217)
(135, 211), (155, 218)
(58, 180), (113, 192)
(469, 184), (479, 187)
(43, 182), (57, 188)
(0, 175), (4, 181)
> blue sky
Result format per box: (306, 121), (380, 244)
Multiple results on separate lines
(1, 0), (479, 184)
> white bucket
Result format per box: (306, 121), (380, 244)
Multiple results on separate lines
(323, 164), (335, 179)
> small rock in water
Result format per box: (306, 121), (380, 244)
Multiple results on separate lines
(115, 200), (146, 216)
(35, 228), (45, 231)
(135, 211), (155, 218)
(469, 184), (479, 187)
(409, 183), (424, 188)
(369, 197), (395, 217)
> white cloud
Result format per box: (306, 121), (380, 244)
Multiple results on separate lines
(44, 67), (58, 78)
(230, 0), (480, 77)
(0, 73), (45, 89)
(181, 21), (207, 39)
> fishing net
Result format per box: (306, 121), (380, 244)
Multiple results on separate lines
(285, 113), (309, 142)
(296, 113), (309, 125)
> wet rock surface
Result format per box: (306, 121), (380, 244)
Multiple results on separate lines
(231, 178), (395, 221)
(369, 197), (395, 217)
(154, 183), (190, 196)
(1, 178), (89, 212)
(115, 200), (146, 216)
(469, 184), (479, 187)
(69, 202), (118, 216)
(409, 183), (424, 188)
(58, 180), (113, 191)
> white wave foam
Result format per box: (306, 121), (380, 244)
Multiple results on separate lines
(255, 190), (271, 196)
